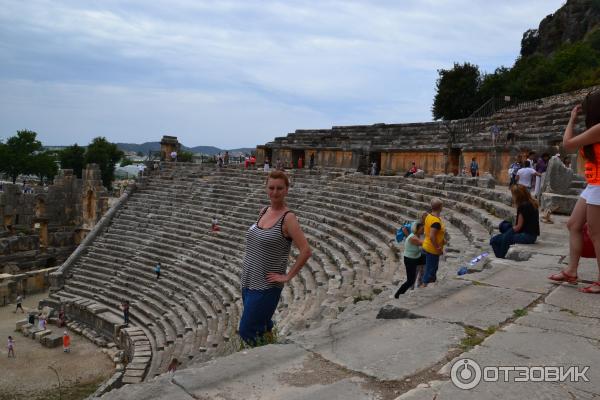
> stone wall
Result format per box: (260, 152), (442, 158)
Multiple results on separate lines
(0, 267), (57, 306)
(259, 86), (596, 183)
(0, 164), (109, 301)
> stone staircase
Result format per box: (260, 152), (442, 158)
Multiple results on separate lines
(48, 163), (535, 395)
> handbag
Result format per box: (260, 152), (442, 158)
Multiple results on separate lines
(582, 223), (596, 259)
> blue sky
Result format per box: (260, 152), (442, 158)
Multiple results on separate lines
(0, 0), (565, 148)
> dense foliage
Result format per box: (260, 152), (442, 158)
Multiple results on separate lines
(0, 130), (58, 183)
(84, 137), (124, 190)
(432, 27), (600, 120)
(58, 144), (86, 178)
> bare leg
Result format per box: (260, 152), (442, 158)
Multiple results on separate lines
(582, 203), (600, 292)
(565, 197), (588, 277)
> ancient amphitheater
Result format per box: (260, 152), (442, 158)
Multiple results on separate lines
(7, 86), (598, 399)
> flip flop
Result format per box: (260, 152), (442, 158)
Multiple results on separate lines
(548, 271), (578, 284)
(579, 282), (600, 294)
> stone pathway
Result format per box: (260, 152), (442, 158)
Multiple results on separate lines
(98, 215), (600, 400)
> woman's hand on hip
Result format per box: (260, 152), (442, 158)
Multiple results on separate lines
(266, 273), (289, 283)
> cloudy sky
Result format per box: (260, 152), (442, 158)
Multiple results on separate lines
(0, 0), (565, 148)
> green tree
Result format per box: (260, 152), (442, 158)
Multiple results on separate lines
(84, 137), (123, 190)
(58, 144), (86, 178)
(178, 151), (194, 162)
(120, 158), (133, 167)
(0, 130), (43, 183)
(432, 62), (482, 120)
(31, 151), (59, 182)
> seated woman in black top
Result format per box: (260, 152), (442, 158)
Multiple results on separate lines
(490, 184), (540, 258)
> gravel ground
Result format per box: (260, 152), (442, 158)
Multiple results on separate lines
(0, 291), (114, 399)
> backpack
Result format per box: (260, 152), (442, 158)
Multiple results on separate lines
(395, 222), (413, 242)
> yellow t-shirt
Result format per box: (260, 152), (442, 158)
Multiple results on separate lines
(422, 213), (445, 255)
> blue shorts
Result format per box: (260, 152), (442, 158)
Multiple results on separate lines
(238, 287), (282, 345)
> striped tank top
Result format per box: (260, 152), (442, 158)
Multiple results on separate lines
(241, 207), (292, 290)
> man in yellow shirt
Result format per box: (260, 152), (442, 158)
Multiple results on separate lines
(422, 198), (445, 286)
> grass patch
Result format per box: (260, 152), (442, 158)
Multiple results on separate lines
(372, 288), (383, 295)
(460, 325), (497, 351)
(238, 328), (279, 350)
(353, 294), (373, 304)
(560, 308), (579, 316)
(513, 309), (528, 318)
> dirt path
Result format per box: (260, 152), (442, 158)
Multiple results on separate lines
(0, 292), (114, 399)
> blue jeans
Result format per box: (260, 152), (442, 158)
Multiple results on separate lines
(490, 225), (537, 258)
(423, 251), (440, 284)
(239, 287), (282, 345)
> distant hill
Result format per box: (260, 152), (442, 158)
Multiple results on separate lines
(116, 142), (253, 155)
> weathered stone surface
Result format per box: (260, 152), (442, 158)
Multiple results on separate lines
(505, 247), (532, 261)
(516, 303), (600, 341)
(294, 308), (465, 381)
(545, 284), (600, 319)
(542, 155), (573, 195)
(412, 285), (539, 329)
(459, 262), (554, 294)
(42, 333), (63, 348)
(541, 192), (578, 215)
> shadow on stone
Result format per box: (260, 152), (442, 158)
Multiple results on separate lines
(376, 305), (423, 320)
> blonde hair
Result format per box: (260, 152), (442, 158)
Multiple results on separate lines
(266, 170), (290, 187)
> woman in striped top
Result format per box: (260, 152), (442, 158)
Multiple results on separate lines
(239, 170), (312, 345)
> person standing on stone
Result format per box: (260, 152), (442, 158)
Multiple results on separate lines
(121, 300), (130, 325)
(508, 156), (522, 186)
(239, 170), (312, 345)
(264, 158), (270, 173)
(7, 336), (15, 358)
(297, 156), (303, 169)
(63, 331), (71, 353)
(371, 161), (377, 176)
(470, 157), (479, 177)
(394, 222), (426, 297)
(224, 151), (229, 165)
(309, 153), (315, 170)
(490, 184), (539, 258)
(15, 294), (24, 313)
(515, 160), (540, 192)
(422, 199), (445, 287)
(549, 91), (600, 293)
(155, 262), (161, 280)
(534, 153), (550, 198)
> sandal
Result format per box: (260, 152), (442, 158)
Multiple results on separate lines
(548, 271), (578, 284)
(579, 282), (600, 294)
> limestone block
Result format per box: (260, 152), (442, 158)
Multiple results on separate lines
(478, 173), (496, 189)
(540, 192), (578, 215)
(34, 329), (52, 341)
(42, 333), (63, 348)
(542, 155), (573, 194)
(505, 246), (532, 261)
(412, 170), (425, 179)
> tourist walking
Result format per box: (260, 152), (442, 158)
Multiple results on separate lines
(490, 184), (540, 258)
(549, 91), (600, 293)
(394, 222), (426, 297)
(508, 156), (522, 186)
(534, 153), (550, 198)
(63, 331), (71, 353)
(309, 153), (315, 170)
(122, 300), (130, 325)
(422, 199), (445, 286)
(155, 262), (161, 280)
(264, 158), (270, 173)
(371, 162), (377, 176)
(515, 160), (540, 192)
(470, 157), (479, 177)
(7, 336), (15, 358)
(58, 308), (66, 327)
(15, 294), (24, 313)
(238, 170), (312, 345)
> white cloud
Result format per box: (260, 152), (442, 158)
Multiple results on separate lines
(0, 0), (566, 147)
